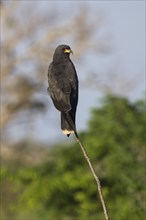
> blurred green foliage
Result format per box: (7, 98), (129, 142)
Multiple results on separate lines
(1, 95), (145, 219)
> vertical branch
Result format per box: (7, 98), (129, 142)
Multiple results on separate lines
(75, 132), (109, 220)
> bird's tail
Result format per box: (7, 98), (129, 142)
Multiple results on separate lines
(61, 112), (77, 137)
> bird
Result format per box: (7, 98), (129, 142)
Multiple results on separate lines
(47, 44), (78, 137)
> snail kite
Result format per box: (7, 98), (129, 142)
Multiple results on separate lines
(47, 45), (78, 136)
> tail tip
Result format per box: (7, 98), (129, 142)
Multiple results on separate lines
(62, 129), (74, 137)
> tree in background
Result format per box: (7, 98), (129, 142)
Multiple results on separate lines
(1, 95), (145, 219)
(1, 1), (145, 219)
(1, 1), (110, 145)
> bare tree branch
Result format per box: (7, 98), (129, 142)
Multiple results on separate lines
(74, 132), (110, 220)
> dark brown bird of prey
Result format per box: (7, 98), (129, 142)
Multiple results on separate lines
(47, 45), (78, 136)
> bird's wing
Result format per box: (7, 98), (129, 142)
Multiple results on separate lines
(48, 65), (71, 112)
(49, 84), (71, 112)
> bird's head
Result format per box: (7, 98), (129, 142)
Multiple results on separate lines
(53, 45), (73, 62)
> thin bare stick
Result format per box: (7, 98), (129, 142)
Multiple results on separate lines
(74, 132), (109, 220)
(64, 113), (109, 219)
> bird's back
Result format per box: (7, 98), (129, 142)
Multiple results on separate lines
(48, 59), (78, 112)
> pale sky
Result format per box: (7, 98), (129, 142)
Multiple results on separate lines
(37, 0), (145, 143)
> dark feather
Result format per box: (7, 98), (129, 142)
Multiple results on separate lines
(47, 45), (78, 136)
